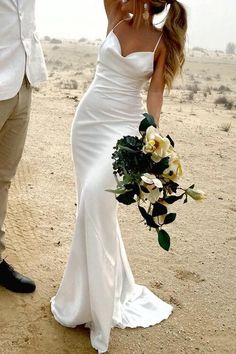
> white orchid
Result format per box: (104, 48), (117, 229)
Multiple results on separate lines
(140, 173), (163, 204)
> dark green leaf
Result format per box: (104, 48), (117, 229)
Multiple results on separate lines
(152, 157), (169, 175)
(189, 184), (195, 189)
(165, 194), (184, 204)
(105, 188), (126, 194)
(140, 185), (150, 193)
(166, 134), (175, 148)
(112, 135), (149, 176)
(164, 213), (176, 225)
(168, 181), (179, 193)
(138, 205), (148, 219)
(139, 114), (156, 134)
(138, 206), (159, 228)
(119, 146), (139, 153)
(124, 183), (140, 196)
(116, 192), (136, 205)
(157, 229), (170, 251)
(152, 202), (168, 216)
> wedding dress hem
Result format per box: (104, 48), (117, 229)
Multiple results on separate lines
(51, 296), (173, 354)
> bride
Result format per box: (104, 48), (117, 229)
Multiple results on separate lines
(51, 1), (187, 353)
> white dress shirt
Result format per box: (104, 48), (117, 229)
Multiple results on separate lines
(0, 0), (47, 100)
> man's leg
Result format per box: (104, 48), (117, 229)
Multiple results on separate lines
(0, 78), (36, 293)
(0, 94), (19, 260)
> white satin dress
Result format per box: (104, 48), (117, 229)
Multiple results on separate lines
(51, 21), (173, 354)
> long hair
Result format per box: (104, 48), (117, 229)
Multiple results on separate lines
(133, 0), (188, 90)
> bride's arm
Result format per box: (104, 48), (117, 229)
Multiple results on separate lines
(104, 0), (128, 33)
(147, 44), (167, 128)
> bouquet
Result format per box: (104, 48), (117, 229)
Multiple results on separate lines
(108, 113), (206, 251)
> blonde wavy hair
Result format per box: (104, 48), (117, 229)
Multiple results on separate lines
(132, 0), (187, 90)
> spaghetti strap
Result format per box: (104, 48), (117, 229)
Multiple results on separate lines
(153, 32), (163, 53)
(107, 19), (126, 37)
(112, 19), (125, 31)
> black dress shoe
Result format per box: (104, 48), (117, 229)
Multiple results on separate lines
(0, 260), (36, 293)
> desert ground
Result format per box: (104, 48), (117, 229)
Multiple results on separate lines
(0, 39), (236, 354)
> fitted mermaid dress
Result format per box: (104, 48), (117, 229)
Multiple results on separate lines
(51, 23), (173, 354)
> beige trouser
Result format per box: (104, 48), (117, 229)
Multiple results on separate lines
(0, 77), (32, 260)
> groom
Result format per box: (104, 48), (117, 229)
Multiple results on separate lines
(0, 0), (47, 292)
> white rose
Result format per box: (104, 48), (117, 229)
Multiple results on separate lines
(163, 151), (183, 181)
(143, 126), (170, 163)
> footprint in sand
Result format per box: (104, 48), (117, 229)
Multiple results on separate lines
(169, 296), (182, 308)
(175, 269), (205, 283)
(150, 281), (163, 289)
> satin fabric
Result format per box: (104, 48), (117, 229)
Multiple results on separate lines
(51, 27), (173, 354)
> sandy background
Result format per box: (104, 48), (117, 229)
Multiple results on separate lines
(0, 40), (236, 354)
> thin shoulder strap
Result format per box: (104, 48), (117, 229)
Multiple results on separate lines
(112, 19), (125, 31)
(153, 32), (163, 53)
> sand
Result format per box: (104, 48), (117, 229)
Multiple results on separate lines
(0, 40), (235, 354)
